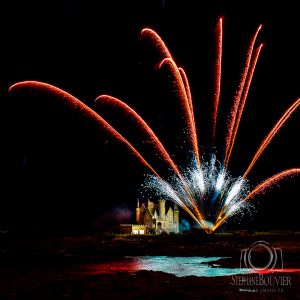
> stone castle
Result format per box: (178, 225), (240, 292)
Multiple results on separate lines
(120, 200), (179, 234)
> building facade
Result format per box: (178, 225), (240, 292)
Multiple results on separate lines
(120, 224), (147, 235)
(136, 199), (179, 234)
(120, 200), (179, 234)
(120, 200), (179, 235)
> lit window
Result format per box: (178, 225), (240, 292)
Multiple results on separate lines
(133, 230), (139, 234)
(139, 230), (145, 234)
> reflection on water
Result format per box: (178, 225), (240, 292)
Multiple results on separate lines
(85, 256), (251, 277)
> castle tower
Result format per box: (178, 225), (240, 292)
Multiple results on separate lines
(159, 199), (166, 219)
(147, 199), (154, 210)
(173, 203), (179, 233)
(136, 199), (140, 224)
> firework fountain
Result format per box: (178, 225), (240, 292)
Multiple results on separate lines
(9, 19), (299, 233)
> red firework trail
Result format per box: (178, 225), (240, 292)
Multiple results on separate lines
(140, 28), (172, 59)
(94, 95), (205, 226)
(243, 98), (300, 178)
(225, 25), (262, 167)
(140, 27), (199, 166)
(178, 67), (194, 125)
(94, 95), (182, 176)
(212, 17), (223, 143)
(159, 57), (200, 167)
(178, 66), (198, 162)
(242, 168), (300, 202)
(213, 168), (300, 231)
(8, 81), (159, 177)
(225, 43), (264, 166)
(141, 28), (195, 122)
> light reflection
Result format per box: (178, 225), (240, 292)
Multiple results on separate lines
(86, 256), (250, 277)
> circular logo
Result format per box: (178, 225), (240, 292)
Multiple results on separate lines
(246, 241), (277, 271)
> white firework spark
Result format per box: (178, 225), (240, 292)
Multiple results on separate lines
(142, 155), (252, 228)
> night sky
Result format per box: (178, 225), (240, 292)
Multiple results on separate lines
(0, 0), (299, 234)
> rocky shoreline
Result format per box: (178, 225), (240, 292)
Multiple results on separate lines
(0, 233), (300, 299)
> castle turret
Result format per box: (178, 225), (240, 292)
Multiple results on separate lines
(136, 199), (141, 224)
(159, 199), (166, 219)
(173, 203), (179, 233)
(147, 199), (154, 210)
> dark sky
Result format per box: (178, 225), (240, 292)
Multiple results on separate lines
(0, 0), (299, 234)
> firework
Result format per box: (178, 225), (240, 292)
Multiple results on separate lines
(224, 25), (262, 168)
(137, 20), (299, 233)
(8, 19), (299, 233)
(212, 17), (223, 143)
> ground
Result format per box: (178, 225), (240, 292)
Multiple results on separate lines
(0, 232), (299, 299)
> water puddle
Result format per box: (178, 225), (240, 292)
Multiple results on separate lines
(84, 256), (251, 277)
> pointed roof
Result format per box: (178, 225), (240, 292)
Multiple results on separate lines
(145, 207), (153, 217)
(166, 207), (173, 215)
